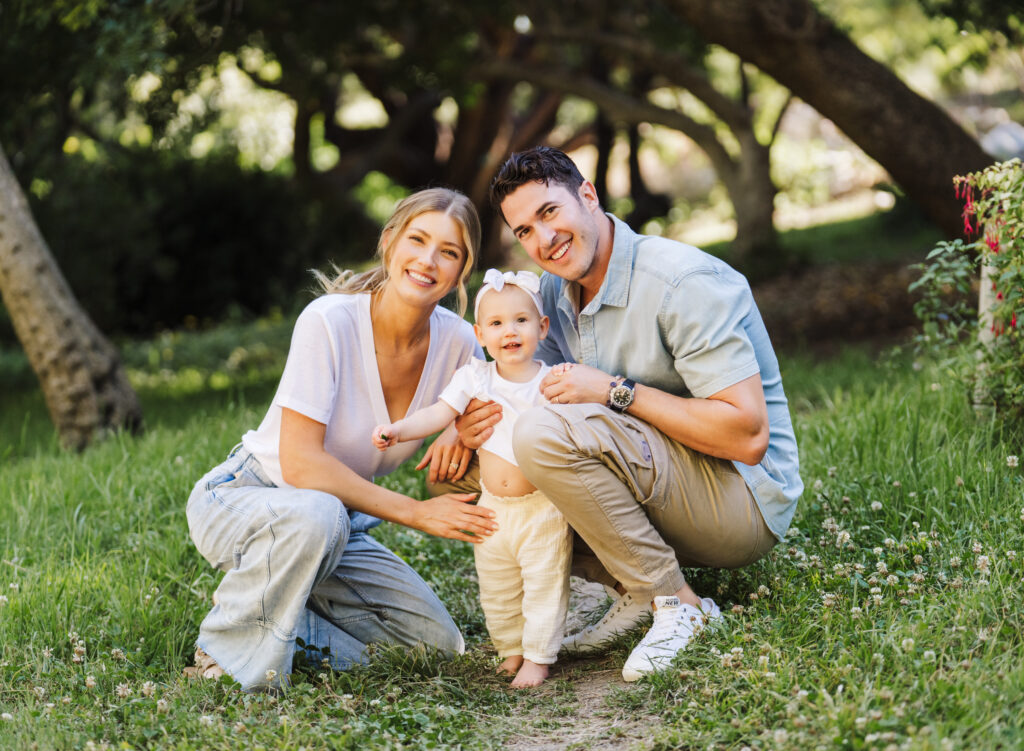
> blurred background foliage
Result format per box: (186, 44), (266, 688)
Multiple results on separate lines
(1, 0), (1021, 340)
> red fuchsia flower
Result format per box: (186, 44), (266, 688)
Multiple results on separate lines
(985, 233), (1000, 253)
(963, 210), (975, 235)
(997, 292), (1004, 300)
(1012, 313), (1018, 328)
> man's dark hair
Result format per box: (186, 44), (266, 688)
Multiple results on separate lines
(489, 147), (587, 216)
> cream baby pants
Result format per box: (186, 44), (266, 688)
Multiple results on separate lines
(474, 483), (572, 665)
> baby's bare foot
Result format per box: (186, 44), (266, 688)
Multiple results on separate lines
(497, 655), (524, 676)
(510, 659), (548, 688)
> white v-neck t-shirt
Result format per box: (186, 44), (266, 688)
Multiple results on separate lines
(242, 293), (482, 488)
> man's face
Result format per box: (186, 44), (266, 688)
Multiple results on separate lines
(500, 180), (602, 284)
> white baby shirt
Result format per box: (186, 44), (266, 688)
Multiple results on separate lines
(439, 359), (551, 467)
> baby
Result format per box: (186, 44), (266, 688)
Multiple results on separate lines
(372, 269), (571, 687)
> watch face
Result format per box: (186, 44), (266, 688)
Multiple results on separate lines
(610, 385), (633, 409)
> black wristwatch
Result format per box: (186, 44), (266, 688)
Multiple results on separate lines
(607, 377), (636, 412)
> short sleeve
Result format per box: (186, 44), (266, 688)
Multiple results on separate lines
(438, 361), (483, 413)
(272, 305), (340, 424)
(663, 271), (760, 398)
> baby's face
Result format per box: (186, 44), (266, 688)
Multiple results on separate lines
(473, 286), (548, 366)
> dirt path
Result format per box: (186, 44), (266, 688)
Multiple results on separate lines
(500, 579), (658, 751)
(502, 667), (654, 751)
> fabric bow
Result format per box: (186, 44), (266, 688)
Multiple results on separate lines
(474, 268), (544, 321)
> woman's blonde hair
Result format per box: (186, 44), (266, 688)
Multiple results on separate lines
(315, 187), (480, 316)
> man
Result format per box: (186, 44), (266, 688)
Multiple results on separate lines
(455, 146), (802, 682)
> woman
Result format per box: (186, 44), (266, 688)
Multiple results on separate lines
(184, 188), (497, 691)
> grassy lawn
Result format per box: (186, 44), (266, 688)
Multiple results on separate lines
(0, 311), (1021, 749)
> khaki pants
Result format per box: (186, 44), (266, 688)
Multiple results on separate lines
(509, 404), (776, 603)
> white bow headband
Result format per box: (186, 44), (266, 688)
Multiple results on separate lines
(473, 268), (544, 321)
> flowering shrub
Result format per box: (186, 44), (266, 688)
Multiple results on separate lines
(911, 158), (1024, 418)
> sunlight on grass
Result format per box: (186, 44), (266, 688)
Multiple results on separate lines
(0, 317), (1022, 748)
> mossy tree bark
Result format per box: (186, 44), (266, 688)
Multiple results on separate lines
(0, 143), (142, 450)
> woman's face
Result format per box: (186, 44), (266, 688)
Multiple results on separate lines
(385, 211), (467, 308)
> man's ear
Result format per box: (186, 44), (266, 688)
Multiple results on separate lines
(538, 315), (550, 340)
(578, 181), (601, 213)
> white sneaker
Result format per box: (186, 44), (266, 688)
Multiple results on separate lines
(561, 592), (652, 654)
(621, 595), (721, 682)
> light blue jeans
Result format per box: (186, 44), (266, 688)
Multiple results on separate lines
(185, 447), (464, 691)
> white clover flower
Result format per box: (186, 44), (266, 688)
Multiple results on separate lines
(156, 698), (169, 714)
(85, 675), (97, 689)
(758, 655), (770, 669)
(1007, 550), (1017, 561)
(837, 530), (851, 546)
(855, 716), (867, 730)
(813, 479), (824, 492)
(33, 686), (46, 699)
(950, 556), (962, 568)
(828, 466), (838, 477)
(773, 729), (789, 744)
(976, 555), (991, 574)
(278, 715), (289, 725)
(41, 647), (53, 659)
(141, 681), (156, 698)
(199, 715), (215, 727)
(886, 574), (899, 586)
(884, 537), (896, 549)
(0, 712), (11, 721)
(1007, 455), (1019, 468)
(901, 638), (915, 652)
(116, 683), (132, 698)
(930, 382), (941, 391)
(873, 547), (883, 556)
(923, 650), (936, 662)
(758, 585), (771, 596)
(850, 606), (863, 617)
(870, 501), (883, 512)
(892, 480), (902, 488)
(264, 669), (278, 682)
(110, 648), (126, 661)
(913, 554), (924, 565)
(8, 583), (17, 592)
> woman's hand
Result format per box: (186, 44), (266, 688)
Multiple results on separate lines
(412, 492), (498, 543)
(540, 363), (613, 405)
(416, 423), (473, 483)
(453, 398), (503, 450)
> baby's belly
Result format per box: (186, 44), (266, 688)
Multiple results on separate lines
(479, 451), (538, 498)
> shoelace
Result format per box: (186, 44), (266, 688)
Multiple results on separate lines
(641, 606), (697, 647)
(582, 594), (636, 632)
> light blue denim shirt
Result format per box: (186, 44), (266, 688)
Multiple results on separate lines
(535, 214), (802, 540)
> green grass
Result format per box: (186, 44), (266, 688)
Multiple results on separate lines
(1, 317), (1022, 749)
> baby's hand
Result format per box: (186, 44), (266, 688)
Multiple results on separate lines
(372, 424), (398, 450)
(550, 362), (576, 376)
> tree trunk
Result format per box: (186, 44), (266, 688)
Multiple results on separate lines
(0, 143), (142, 450)
(665, 0), (992, 238)
(725, 129), (781, 273)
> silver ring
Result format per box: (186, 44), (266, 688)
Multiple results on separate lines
(448, 462), (459, 470)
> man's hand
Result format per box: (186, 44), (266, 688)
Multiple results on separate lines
(453, 398), (502, 450)
(540, 363), (613, 405)
(412, 492), (498, 543)
(416, 423), (473, 483)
